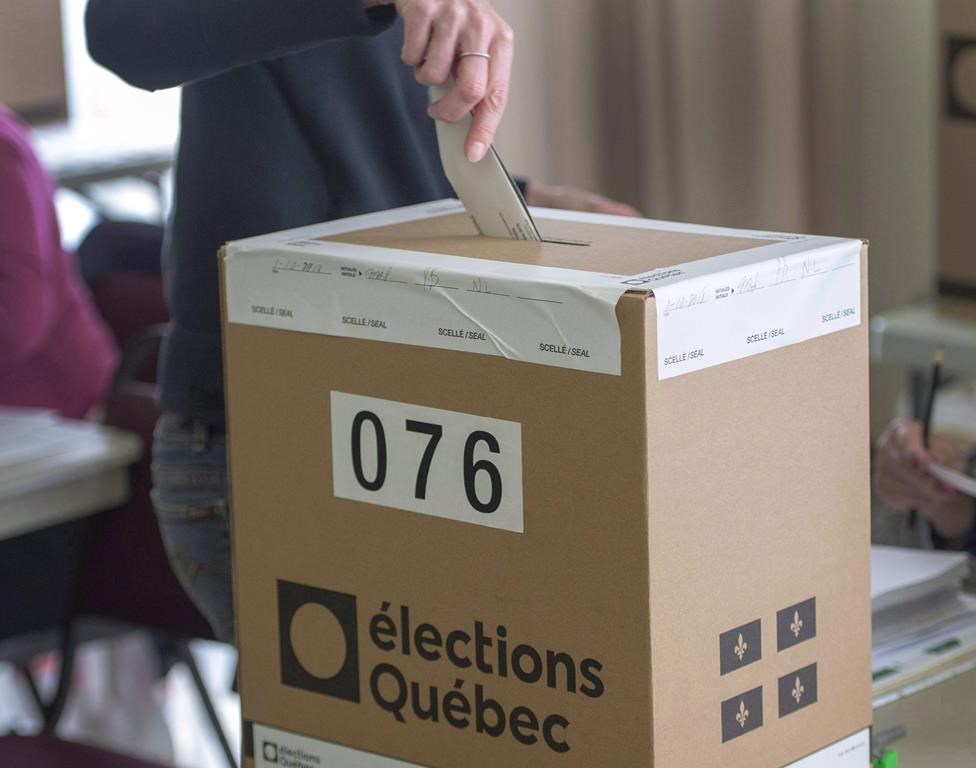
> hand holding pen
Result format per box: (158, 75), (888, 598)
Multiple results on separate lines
(875, 416), (974, 542)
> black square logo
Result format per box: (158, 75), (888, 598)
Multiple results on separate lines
(719, 618), (762, 675)
(721, 686), (763, 743)
(262, 741), (279, 763)
(778, 662), (818, 718)
(946, 37), (976, 119)
(278, 580), (360, 702)
(777, 597), (816, 651)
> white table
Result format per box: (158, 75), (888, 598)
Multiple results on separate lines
(30, 120), (176, 221)
(0, 410), (142, 541)
(874, 664), (976, 767)
(0, 410), (144, 730)
(870, 304), (976, 374)
(870, 302), (976, 422)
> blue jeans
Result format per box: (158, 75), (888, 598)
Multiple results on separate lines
(150, 414), (234, 644)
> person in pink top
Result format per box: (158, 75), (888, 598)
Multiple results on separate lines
(0, 106), (117, 418)
(0, 106), (177, 761)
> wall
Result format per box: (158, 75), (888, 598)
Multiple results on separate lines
(492, 0), (938, 437)
(857, 0), (938, 435)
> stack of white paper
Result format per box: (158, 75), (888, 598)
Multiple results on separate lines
(0, 407), (65, 469)
(872, 544), (972, 612)
(0, 408), (138, 497)
(871, 545), (976, 705)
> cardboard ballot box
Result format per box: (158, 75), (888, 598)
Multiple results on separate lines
(939, 0), (976, 302)
(221, 201), (872, 767)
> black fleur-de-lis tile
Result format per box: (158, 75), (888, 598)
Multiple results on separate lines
(721, 686), (763, 743)
(719, 618), (762, 675)
(778, 663), (818, 718)
(777, 597), (816, 651)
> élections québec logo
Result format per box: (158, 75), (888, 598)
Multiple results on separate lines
(277, 580), (606, 755)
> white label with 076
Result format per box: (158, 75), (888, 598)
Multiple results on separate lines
(330, 392), (523, 533)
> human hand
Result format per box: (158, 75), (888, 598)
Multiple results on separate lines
(365, 0), (513, 163)
(524, 182), (642, 217)
(875, 418), (974, 541)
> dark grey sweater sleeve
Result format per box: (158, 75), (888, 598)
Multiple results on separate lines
(85, 0), (397, 91)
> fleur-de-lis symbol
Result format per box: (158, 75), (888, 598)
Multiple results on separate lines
(792, 676), (804, 704)
(735, 700), (749, 728)
(790, 610), (803, 638)
(734, 633), (748, 662)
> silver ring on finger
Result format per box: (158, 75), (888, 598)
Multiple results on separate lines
(458, 51), (491, 61)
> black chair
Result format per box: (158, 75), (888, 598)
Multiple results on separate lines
(0, 733), (173, 767)
(0, 328), (238, 766)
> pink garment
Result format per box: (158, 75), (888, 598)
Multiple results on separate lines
(0, 108), (118, 418)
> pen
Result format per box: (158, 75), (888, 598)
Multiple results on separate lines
(909, 346), (944, 529)
(921, 346), (943, 449)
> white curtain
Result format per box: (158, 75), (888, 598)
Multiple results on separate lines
(494, 0), (860, 235)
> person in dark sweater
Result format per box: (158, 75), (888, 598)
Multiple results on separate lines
(86, 0), (638, 643)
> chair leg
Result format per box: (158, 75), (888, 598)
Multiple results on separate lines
(42, 513), (96, 733)
(42, 622), (79, 732)
(174, 640), (237, 768)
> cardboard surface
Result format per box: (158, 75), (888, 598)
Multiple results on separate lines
(224, 202), (862, 380)
(328, 212), (769, 278)
(643, 248), (871, 764)
(222, 211), (871, 767)
(938, 0), (976, 299)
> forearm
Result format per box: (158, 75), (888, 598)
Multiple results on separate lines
(85, 0), (396, 90)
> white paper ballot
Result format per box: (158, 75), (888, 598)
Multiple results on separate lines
(929, 461), (976, 497)
(871, 544), (972, 612)
(430, 82), (541, 241)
